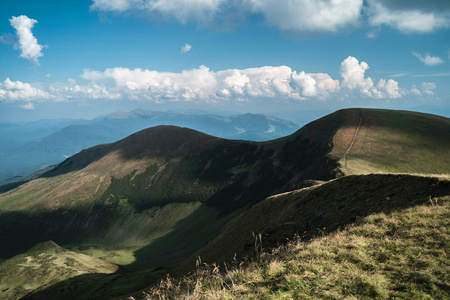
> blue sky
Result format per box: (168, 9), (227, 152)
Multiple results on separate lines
(0, 0), (449, 122)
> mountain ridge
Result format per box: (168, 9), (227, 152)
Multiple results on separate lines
(0, 108), (449, 299)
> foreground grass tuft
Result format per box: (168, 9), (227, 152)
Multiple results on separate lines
(137, 196), (450, 299)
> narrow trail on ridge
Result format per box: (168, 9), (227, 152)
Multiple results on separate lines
(343, 111), (363, 175)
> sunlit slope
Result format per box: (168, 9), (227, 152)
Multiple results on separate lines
(0, 241), (118, 300)
(142, 185), (450, 299)
(175, 174), (450, 273)
(329, 108), (450, 175)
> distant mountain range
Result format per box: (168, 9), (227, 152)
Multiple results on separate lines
(0, 109), (301, 184)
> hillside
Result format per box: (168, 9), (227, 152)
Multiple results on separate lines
(0, 108), (449, 299)
(0, 241), (118, 300)
(174, 174), (450, 273)
(327, 108), (450, 175)
(139, 178), (450, 299)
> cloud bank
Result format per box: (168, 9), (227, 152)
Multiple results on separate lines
(1, 56), (433, 105)
(89, 0), (450, 34)
(9, 15), (44, 64)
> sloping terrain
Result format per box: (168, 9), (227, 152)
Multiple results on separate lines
(0, 123), (336, 269)
(140, 180), (450, 299)
(175, 174), (450, 273)
(0, 108), (449, 299)
(0, 241), (118, 300)
(329, 108), (450, 175)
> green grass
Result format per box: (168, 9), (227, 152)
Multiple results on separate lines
(176, 174), (450, 273)
(339, 109), (450, 175)
(141, 195), (450, 299)
(0, 241), (118, 300)
(66, 246), (138, 267)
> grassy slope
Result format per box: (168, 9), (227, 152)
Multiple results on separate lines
(140, 179), (450, 299)
(0, 241), (118, 300)
(174, 174), (450, 275)
(330, 109), (450, 175)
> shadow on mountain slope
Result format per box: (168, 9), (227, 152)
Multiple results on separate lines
(22, 174), (450, 300)
(174, 174), (450, 275)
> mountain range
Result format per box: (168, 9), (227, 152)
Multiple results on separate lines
(0, 108), (449, 299)
(0, 109), (301, 185)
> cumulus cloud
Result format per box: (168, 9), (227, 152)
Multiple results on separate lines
(9, 15), (44, 64)
(412, 52), (445, 66)
(2, 57), (420, 105)
(79, 58), (406, 103)
(340, 56), (401, 99)
(180, 43), (192, 53)
(80, 64), (342, 102)
(0, 78), (51, 101)
(367, 0), (450, 33)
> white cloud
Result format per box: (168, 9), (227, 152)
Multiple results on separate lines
(340, 56), (401, 99)
(80, 58), (410, 102)
(0, 78), (51, 101)
(367, 0), (450, 33)
(291, 71), (317, 97)
(45, 74), (51, 78)
(248, 0), (363, 32)
(376, 79), (401, 99)
(180, 43), (192, 53)
(90, 0), (450, 35)
(410, 86), (421, 96)
(412, 52), (445, 66)
(91, 0), (363, 32)
(9, 15), (44, 64)
(90, 0), (143, 12)
(91, 0), (224, 24)
(50, 82), (122, 101)
(223, 70), (250, 95)
(148, 0), (224, 24)
(1, 57), (417, 105)
(340, 56), (375, 96)
(18, 102), (35, 110)
(421, 82), (437, 96)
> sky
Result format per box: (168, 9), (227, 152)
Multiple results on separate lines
(0, 0), (449, 122)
